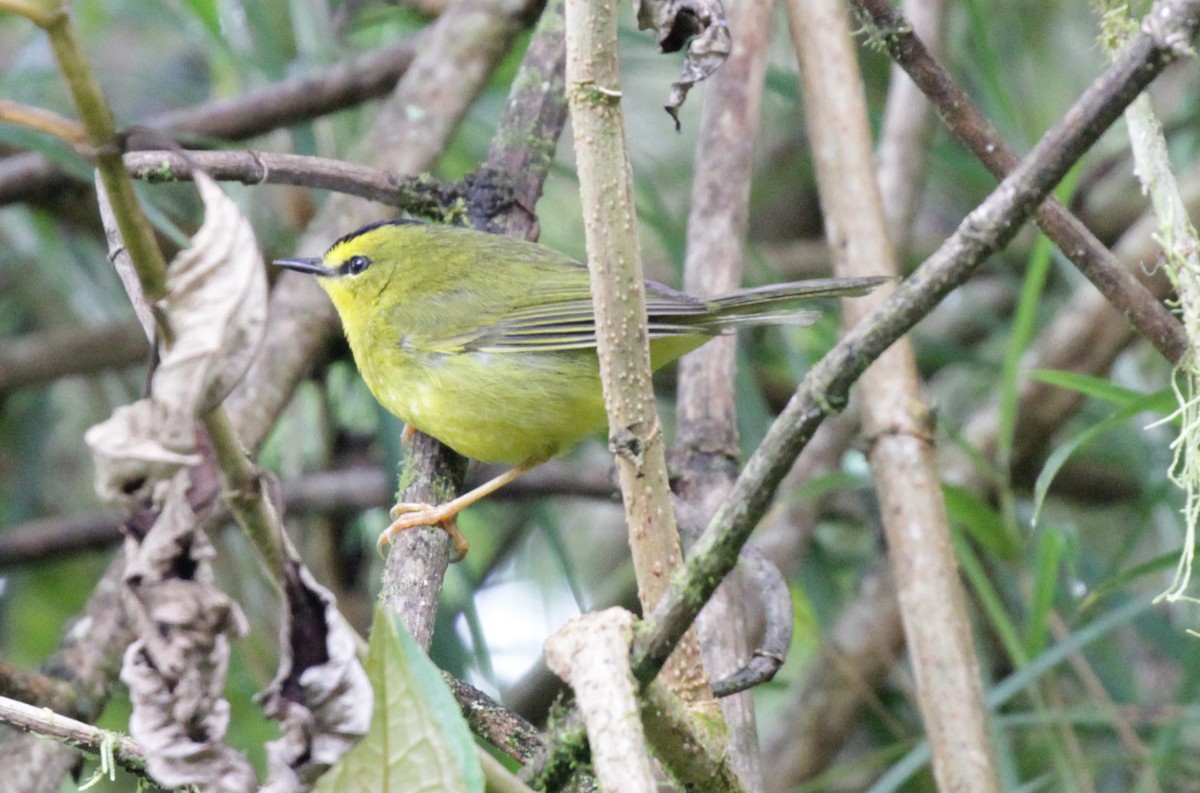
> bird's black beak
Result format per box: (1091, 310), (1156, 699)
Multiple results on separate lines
(273, 257), (330, 277)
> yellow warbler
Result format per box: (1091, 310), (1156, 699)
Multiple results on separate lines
(276, 220), (883, 558)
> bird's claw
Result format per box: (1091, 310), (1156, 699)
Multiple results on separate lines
(377, 502), (469, 562)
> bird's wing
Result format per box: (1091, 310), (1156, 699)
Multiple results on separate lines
(429, 279), (713, 354)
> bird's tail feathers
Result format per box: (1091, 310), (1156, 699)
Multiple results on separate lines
(702, 276), (888, 329)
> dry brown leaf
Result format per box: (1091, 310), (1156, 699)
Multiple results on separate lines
(160, 171), (268, 415)
(635, 0), (731, 128)
(120, 473), (255, 792)
(85, 171), (267, 506)
(259, 561), (373, 791)
(87, 171), (271, 791)
(84, 402), (201, 505)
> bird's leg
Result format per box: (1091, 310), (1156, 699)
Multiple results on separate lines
(378, 457), (541, 561)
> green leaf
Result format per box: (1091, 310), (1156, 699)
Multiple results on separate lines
(1030, 389), (1173, 527)
(315, 606), (484, 793)
(1028, 369), (1154, 408)
(952, 530), (1028, 667)
(996, 232), (1054, 472)
(1025, 526), (1065, 658)
(943, 484), (1021, 559)
(179, 0), (222, 39)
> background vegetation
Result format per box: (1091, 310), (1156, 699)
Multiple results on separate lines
(1, 0), (1199, 790)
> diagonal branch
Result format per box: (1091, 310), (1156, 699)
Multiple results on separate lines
(852, 0), (1188, 364)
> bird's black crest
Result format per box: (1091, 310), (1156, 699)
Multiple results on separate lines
(325, 218), (425, 255)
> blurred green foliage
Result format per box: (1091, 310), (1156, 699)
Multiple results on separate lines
(1, 0), (1200, 791)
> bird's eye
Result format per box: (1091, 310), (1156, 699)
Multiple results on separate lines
(343, 255), (371, 276)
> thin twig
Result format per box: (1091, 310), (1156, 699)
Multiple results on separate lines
(0, 695), (147, 778)
(124, 150), (405, 204)
(708, 546), (792, 697)
(0, 99), (86, 144)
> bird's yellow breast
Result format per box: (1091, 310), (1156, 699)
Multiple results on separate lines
(349, 316), (608, 464)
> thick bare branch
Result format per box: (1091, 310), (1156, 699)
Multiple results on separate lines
(0, 322), (148, 395)
(788, 0), (1000, 788)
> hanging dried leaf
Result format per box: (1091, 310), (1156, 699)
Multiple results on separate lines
(159, 171), (268, 414)
(259, 560), (373, 792)
(87, 171), (272, 790)
(85, 171), (268, 505)
(120, 473), (256, 792)
(85, 402), (201, 506)
(635, 0), (731, 129)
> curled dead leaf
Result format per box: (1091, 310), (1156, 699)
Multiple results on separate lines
(120, 473), (255, 791)
(636, 0), (731, 129)
(159, 171), (268, 415)
(259, 561), (372, 791)
(84, 402), (200, 506)
(86, 171), (267, 506)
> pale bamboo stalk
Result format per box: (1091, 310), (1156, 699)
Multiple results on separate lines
(785, 1), (1001, 792)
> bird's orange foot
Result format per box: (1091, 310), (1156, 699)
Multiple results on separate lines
(377, 501), (469, 562)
